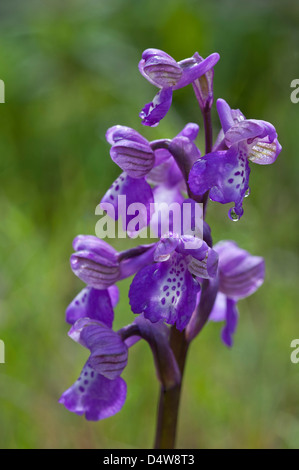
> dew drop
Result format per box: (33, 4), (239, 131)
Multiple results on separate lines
(245, 187), (251, 198)
(229, 208), (240, 222)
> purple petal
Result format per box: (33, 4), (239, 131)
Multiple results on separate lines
(231, 108), (246, 124)
(140, 87), (173, 127)
(70, 236), (120, 289)
(73, 235), (117, 257)
(142, 54), (182, 88)
(178, 122), (199, 141)
(225, 119), (276, 148)
(108, 285), (119, 308)
(66, 287), (114, 327)
(169, 136), (201, 180)
(100, 172), (154, 233)
(221, 298), (239, 347)
(209, 291), (227, 322)
(110, 139), (155, 178)
(248, 136), (282, 165)
(174, 52), (220, 90)
(216, 98), (235, 133)
(188, 145), (251, 219)
(119, 244), (156, 280)
(180, 199), (204, 239)
(147, 155), (184, 188)
(192, 53), (215, 110)
(212, 129), (227, 152)
(150, 184), (185, 238)
(59, 361), (127, 421)
(69, 319), (128, 380)
(154, 235), (180, 262)
(106, 125), (149, 146)
(214, 240), (265, 299)
(139, 49), (178, 87)
(186, 277), (219, 341)
(184, 243), (219, 279)
(129, 252), (200, 331)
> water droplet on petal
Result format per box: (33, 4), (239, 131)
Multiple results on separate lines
(229, 208), (240, 222)
(244, 187), (251, 198)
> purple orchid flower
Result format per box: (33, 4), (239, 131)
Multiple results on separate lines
(59, 283), (128, 420)
(69, 230), (217, 333)
(70, 234), (157, 289)
(209, 240), (265, 346)
(60, 284), (181, 420)
(188, 98), (282, 220)
(129, 233), (218, 331)
(62, 45), (282, 444)
(101, 123), (200, 234)
(139, 49), (220, 126)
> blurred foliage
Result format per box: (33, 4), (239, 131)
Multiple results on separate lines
(0, 0), (299, 449)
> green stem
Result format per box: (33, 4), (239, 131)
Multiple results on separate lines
(154, 327), (189, 449)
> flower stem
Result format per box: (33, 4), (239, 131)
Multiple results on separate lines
(202, 107), (213, 218)
(154, 327), (189, 449)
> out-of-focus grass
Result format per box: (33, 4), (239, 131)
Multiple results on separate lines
(0, 0), (298, 448)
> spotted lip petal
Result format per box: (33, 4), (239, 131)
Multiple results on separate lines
(59, 361), (127, 421)
(129, 251), (200, 331)
(188, 144), (251, 219)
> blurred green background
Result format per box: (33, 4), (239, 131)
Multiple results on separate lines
(0, 0), (299, 449)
